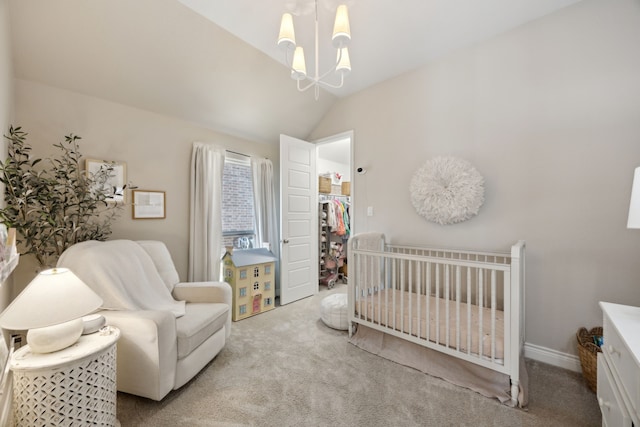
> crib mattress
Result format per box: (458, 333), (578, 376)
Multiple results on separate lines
(355, 288), (504, 360)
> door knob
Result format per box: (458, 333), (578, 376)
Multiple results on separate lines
(282, 239), (290, 244)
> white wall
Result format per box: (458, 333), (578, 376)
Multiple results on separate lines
(310, 0), (640, 357)
(317, 159), (350, 182)
(12, 79), (278, 290)
(0, 0), (13, 311)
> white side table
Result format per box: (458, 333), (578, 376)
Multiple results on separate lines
(10, 326), (120, 427)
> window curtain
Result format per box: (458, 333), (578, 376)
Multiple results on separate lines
(189, 143), (225, 282)
(251, 158), (280, 287)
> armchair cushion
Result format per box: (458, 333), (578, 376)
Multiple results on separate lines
(173, 282), (232, 340)
(137, 240), (180, 291)
(177, 303), (228, 359)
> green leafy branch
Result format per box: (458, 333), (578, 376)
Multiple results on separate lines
(0, 126), (123, 267)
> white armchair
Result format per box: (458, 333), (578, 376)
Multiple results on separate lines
(57, 239), (231, 401)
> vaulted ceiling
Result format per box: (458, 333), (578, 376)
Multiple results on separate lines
(8, 0), (582, 144)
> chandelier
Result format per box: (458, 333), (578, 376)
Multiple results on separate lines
(277, 1), (351, 100)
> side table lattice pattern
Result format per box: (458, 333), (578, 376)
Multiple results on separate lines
(11, 327), (119, 427)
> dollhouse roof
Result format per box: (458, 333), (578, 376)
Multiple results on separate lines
(224, 248), (277, 267)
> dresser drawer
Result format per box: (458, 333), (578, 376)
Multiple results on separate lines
(603, 311), (640, 417)
(598, 354), (632, 427)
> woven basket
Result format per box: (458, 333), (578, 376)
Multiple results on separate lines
(319, 176), (331, 194)
(576, 326), (602, 392)
(341, 181), (351, 196)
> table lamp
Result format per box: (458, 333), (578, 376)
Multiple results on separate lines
(0, 268), (103, 353)
(628, 167), (640, 229)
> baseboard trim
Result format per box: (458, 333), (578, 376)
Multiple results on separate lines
(524, 342), (582, 372)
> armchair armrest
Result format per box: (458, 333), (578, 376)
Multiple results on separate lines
(172, 281), (232, 306)
(100, 309), (177, 401)
(172, 282), (232, 339)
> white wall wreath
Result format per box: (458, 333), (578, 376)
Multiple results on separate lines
(409, 156), (485, 225)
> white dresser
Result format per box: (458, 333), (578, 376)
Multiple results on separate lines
(598, 302), (640, 427)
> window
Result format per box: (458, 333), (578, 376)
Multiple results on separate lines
(239, 304), (246, 315)
(254, 267), (260, 277)
(239, 287), (247, 297)
(225, 269), (232, 279)
(253, 282), (260, 291)
(264, 297), (272, 306)
(222, 154), (256, 249)
(265, 265), (271, 275)
(239, 269), (247, 279)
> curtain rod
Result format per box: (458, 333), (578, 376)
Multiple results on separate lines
(225, 149), (270, 161)
(226, 149), (250, 158)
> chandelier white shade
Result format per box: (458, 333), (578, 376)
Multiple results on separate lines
(292, 46), (307, 80)
(0, 267), (103, 353)
(278, 13), (296, 49)
(331, 5), (351, 47)
(628, 167), (640, 229)
(278, 1), (352, 99)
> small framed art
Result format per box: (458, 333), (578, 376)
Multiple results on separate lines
(132, 190), (166, 219)
(85, 159), (127, 203)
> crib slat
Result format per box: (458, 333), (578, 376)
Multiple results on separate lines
(435, 263), (440, 345)
(456, 265), (461, 351)
(417, 261), (422, 340)
(402, 258), (408, 334)
(445, 264), (450, 348)
(478, 269), (484, 359)
(491, 269), (497, 362)
(426, 262), (431, 342)
(402, 260), (415, 335)
(391, 256), (396, 330)
(466, 267), (472, 355)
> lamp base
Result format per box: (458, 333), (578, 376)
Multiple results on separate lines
(27, 318), (84, 353)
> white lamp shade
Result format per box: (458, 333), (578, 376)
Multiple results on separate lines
(278, 12), (296, 49)
(332, 5), (351, 47)
(0, 267), (103, 330)
(291, 46), (307, 80)
(628, 167), (640, 228)
(336, 47), (351, 75)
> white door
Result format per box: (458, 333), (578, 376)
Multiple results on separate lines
(279, 134), (318, 305)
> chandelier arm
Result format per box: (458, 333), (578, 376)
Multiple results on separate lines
(315, 73), (345, 89)
(314, 61), (343, 84)
(296, 78), (319, 92)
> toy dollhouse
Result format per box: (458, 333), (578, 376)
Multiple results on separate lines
(222, 247), (277, 321)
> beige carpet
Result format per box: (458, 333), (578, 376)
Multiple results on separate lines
(117, 284), (601, 426)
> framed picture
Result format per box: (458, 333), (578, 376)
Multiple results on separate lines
(85, 159), (127, 203)
(132, 190), (166, 219)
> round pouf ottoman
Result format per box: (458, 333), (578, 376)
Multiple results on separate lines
(320, 293), (348, 331)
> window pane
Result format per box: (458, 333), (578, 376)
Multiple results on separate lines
(222, 160), (256, 248)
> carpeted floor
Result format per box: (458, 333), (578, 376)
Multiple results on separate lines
(117, 285), (601, 426)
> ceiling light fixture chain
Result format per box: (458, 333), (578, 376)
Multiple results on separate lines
(278, 0), (351, 100)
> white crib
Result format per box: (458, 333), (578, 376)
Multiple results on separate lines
(347, 232), (526, 406)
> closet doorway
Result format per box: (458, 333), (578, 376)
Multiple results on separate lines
(315, 131), (354, 291)
(279, 131), (353, 306)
